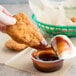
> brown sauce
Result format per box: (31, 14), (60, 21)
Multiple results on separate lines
(37, 52), (59, 61)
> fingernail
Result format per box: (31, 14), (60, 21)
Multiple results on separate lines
(10, 17), (16, 25)
(40, 38), (48, 47)
(8, 17), (16, 25)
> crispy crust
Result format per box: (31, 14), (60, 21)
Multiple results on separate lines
(71, 17), (76, 22)
(6, 12), (47, 49)
(5, 40), (28, 51)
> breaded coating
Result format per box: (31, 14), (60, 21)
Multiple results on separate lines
(6, 12), (47, 49)
(71, 17), (76, 22)
(5, 40), (28, 51)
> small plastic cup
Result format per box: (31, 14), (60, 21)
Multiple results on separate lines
(31, 47), (64, 72)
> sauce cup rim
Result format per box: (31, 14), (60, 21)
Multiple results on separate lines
(31, 49), (64, 63)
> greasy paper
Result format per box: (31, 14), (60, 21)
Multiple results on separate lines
(0, 32), (76, 76)
(5, 49), (76, 76)
(29, 0), (75, 26)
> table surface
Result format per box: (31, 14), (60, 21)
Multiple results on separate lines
(0, 4), (76, 76)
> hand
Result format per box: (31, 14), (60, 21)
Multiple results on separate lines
(0, 5), (16, 33)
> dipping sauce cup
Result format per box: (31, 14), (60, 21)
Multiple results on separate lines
(31, 47), (64, 72)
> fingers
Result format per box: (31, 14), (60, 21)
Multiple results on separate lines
(0, 5), (16, 33)
(0, 5), (12, 16)
(0, 11), (16, 25)
(0, 23), (6, 33)
(2, 8), (12, 17)
(0, 5), (16, 25)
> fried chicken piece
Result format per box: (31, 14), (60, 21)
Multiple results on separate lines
(71, 17), (76, 22)
(6, 12), (47, 49)
(5, 40), (28, 51)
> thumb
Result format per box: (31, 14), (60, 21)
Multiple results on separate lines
(0, 11), (16, 25)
